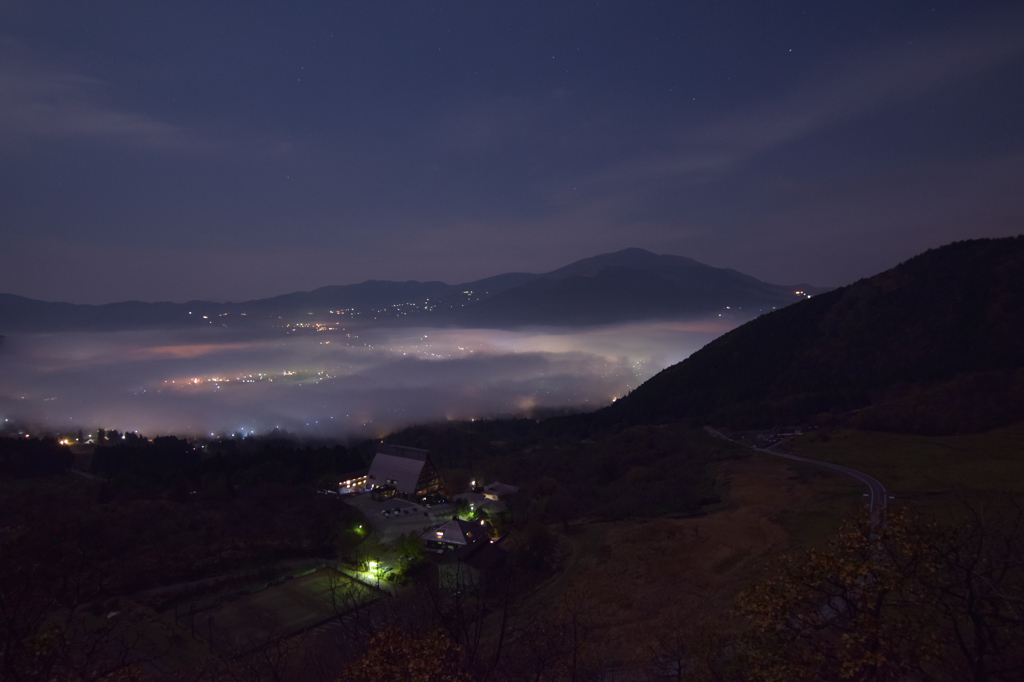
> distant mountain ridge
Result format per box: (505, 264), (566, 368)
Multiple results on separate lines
(0, 249), (824, 333)
(590, 237), (1024, 435)
(469, 248), (816, 326)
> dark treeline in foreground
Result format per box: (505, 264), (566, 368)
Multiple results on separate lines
(88, 429), (369, 496)
(0, 435), (72, 475)
(388, 420), (731, 521)
(0, 433), (372, 589)
(0, 432), (376, 681)
(0, 420), (744, 681)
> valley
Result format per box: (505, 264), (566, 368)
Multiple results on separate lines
(2, 237), (1023, 680)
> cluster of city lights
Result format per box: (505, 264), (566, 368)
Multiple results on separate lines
(163, 369), (328, 390)
(275, 322), (342, 332)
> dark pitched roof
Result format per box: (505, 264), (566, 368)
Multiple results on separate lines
(461, 542), (508, 572)
(483, 482), (518, 498)
(423, 518), (484, 546)
(377, 444), (429, 461)
(453, 492), (487, 504)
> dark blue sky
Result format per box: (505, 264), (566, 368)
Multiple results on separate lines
(2, 1), (1022, 303)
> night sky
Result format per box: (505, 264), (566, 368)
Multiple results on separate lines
(2, 1), (1022, 305)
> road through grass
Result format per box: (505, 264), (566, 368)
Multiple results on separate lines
(786, 423), (1024, 505)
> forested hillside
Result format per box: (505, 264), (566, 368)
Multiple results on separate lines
(597, 237), (1024, 433)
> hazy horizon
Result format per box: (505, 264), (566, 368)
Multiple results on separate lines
(3, 4), (1021, 304)
(0, 245), (828, 308)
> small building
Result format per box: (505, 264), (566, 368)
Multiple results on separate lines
(482, 482), (518, 501)
(423, 517), (486, 552)
(437, 537), (509, 593)
(453, 491), (504, 517)
(453, 491), (487, 507)
(366, 444), (444, 501)
(338, 468), (369, 494)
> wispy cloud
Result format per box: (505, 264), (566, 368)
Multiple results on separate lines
(702, 11), (1024, 153)
(574, 8), (1024, 193)
(0, 54), (195, 150)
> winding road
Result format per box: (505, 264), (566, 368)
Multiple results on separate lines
(704, 426), (888, 522)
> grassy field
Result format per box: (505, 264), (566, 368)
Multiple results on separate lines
(122, 567), (382, 678)
(786, 422), (1024, 503)
(498, 451), (867, 672)
(190, 568), (371, 655)
(107, 442), (871, 678)
(768, 455), (863, 550)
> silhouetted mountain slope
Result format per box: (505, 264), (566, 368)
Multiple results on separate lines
(0, 294), (197, 333)
(464, 248), (812, 326)
(230, 280), (460, 316)
(0, 249), (817, 332)
(597, 237), (1024, 434)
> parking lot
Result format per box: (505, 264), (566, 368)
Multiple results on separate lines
(342, 492), (457, 542)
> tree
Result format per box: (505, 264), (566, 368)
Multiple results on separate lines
(546, 490), (578, 532)
(337, 628), (471, 682)
(0, 525), (164, 682)
(642, 610), (737, 682)
(908, 498), (1024, 681)
(737, 508), (931, 680)
(736, 503), (1024, 681)
(497, 589), (598, 682)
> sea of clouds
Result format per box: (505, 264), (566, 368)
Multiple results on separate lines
(0, 318), (739, 439)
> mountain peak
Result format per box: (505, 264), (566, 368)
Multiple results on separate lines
(609, 247), (657, 257)
(542, 248), (702, 279)
(0, 247), (813, 332)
